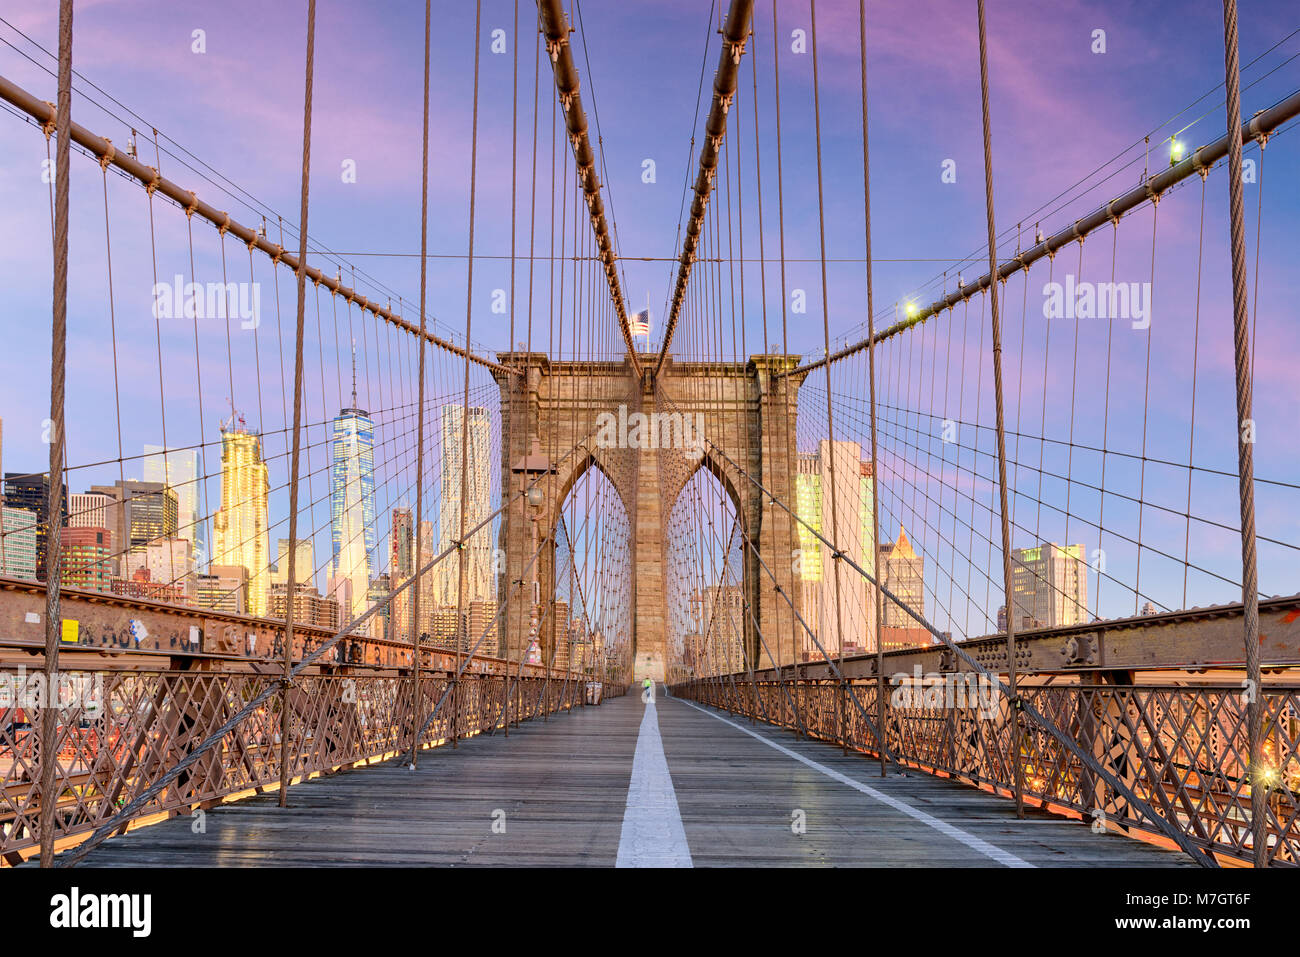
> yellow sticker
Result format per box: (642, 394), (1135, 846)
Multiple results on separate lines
(61, 618), (79, 643)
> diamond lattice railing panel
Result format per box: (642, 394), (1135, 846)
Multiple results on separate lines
(680, 678), (1300, 867)
(1, 665), (595, 862)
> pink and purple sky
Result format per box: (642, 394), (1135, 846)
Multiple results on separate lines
(0, 0), (1296, 633)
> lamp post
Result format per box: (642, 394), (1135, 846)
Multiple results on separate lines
(510, 438), (550, 729)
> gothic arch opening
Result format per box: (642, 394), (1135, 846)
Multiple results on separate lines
(537, 454), (632, 684)
(664, 458), (748, 683)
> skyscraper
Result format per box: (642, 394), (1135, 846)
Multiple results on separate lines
(1008, 542), (1089, 630)
(196, 565), (250, 615)
(416, 518), (437, 636)
(143, 445), (207, 567)
(271, 537), (315, 587)
(367, 573), (391, 640)
(0, 506), (37, 580)
(793, 441), (875, 658)
(330, 348), (376, 622)
(60, 526), (112, 593)
(389, 507), (414, 642)
(3, 472), (67, 581)
(90, 481), (180, 582)
(68, 491), (114, 533)
(131, 538), (195, 593)
(391, 507), (414, 579)
(211, 425), (270, 617)
(268, 581), (341, 631)
(879, 526), (924, 628)
(437, 405), (492, 608)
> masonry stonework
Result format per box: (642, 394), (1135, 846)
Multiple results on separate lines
(495, 353), (804, 682)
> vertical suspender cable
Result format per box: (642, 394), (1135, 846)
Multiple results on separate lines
(807, 0), (850, 755)
(280, 0), (316, 806)
(770, 0), (799, 701)
(39, 0), (73, 866)
(507, 11), (544, 733)
(454, 0), (485, 748)
(408, 0), (433, 767)
(857, 0), (889, 777)
(502, 0), (520, 733)
(1219, 0), (1265, 868)
(975, 0), (1024, 819)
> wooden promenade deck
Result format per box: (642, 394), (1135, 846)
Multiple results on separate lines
(73, 690), (1194, 867)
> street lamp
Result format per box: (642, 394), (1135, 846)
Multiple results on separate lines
(511, 437), (553, 668)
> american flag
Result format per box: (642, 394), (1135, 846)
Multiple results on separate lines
(627, 308), (650, 337)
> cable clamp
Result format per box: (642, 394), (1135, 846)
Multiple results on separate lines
(146, 167), (161, 196)
(41, 102), (56, 138)
(99, 138), (116, 171)
(184, 191), (199, 218)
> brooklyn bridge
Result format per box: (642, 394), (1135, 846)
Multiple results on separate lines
(0, 0), (1297, 871)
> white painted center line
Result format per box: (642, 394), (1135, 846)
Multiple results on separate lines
(676, 697), (1033, 868)
(616, 697), (693, 868)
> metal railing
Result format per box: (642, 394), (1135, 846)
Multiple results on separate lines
(0, 653), (605, 865)
(674, 677), (1300, 866)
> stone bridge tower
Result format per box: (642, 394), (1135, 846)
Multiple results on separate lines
(494, 352), (805, 683)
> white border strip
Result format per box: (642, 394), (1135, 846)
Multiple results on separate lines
(676, 698), (1032, 868)
(616, 699), (693, 867)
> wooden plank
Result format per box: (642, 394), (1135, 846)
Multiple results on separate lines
(657, 696), (1193, 867)
(68, 693), (1194, 867)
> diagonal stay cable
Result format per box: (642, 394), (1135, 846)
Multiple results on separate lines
(681, 408), (1220, 868)
(61, 434), (594, 867)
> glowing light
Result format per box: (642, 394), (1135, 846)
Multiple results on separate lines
(905, 301), (919, 318)
(1169, 138), (1186, 165)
